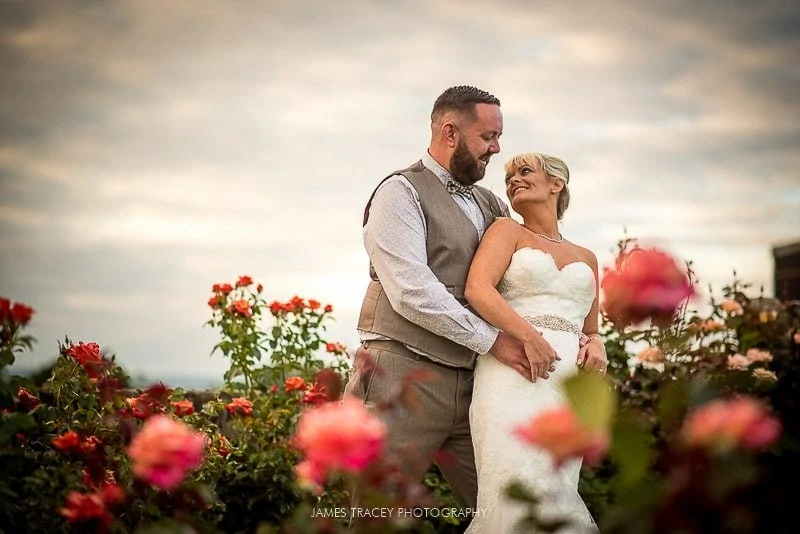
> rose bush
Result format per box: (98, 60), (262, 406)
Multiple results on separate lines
(1, 246), (798, 533)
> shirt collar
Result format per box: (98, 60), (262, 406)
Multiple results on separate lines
(421, 151), (453, 187)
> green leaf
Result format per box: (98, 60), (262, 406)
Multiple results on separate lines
(655, 378), (689, 428)
(610, 418), (654, 490)
(563, 372), (617, 431)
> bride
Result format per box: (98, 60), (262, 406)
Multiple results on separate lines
(463, 152), (606, 533)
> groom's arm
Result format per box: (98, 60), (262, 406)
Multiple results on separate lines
(363, 176), (499, 355)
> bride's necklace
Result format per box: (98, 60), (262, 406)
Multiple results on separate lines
(524, 225), (564, 243)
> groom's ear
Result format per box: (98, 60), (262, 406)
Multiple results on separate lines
(441, 120), (460, 147)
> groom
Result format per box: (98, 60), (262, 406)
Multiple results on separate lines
(345, 85), (555, 508)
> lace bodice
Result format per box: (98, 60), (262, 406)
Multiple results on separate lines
(497, 247), (595, 333)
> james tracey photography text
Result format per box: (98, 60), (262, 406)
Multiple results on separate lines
(310, 507), (487, 519)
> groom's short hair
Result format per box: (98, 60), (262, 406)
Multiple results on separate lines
(431, 85), (500, 123)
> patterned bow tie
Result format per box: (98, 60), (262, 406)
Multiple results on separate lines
(445, 179), (476, 195)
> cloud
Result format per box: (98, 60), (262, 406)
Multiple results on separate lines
(1, 0), (798, 381)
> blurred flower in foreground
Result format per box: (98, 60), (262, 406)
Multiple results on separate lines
(513, 405), (610, 468)
(601, 248), (695, 327)
(681, 397), (781, 454)
(126, 415), (206, 491)
(293, 395), (386, 488)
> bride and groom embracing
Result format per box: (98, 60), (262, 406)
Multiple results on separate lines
(344, 85), (608, 533)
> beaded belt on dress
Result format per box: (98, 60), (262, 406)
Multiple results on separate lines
(523, 314), (581, 335)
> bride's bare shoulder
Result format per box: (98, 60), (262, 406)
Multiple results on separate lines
(489, 216), (523, 231)
(573, 243), (598, 268)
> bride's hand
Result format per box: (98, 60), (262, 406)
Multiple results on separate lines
(523, 336), (559, 381)
(577, 336), (608, 375)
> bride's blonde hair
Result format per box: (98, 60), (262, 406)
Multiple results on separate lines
(504, 152), (571, 220)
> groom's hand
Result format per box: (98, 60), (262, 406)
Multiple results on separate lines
(489, 331), (533, 381)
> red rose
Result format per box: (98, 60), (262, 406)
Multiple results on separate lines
(66, 342), (103, 366)
(59, 491), (114, 525)
(228, 299), (252, 318)
(52, 431), (82, 453)
(325, 342), (346, 354)
(80, 435), (102, 455)
(0, 297), (9, 322)
(171, 399), (195, 417)
(10, 302), (34, 325)
(212, 283), (233, 295)
(17, 387), (42, 412)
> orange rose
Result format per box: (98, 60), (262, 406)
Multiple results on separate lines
(513, 405), (609, 467)
(635, 346), (664, 363)
(225, 397), (253, 416)
(720, 299), (743, 314)
(285, 376), (308, 392)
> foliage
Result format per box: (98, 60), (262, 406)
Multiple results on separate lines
(2, 244), (799, 534)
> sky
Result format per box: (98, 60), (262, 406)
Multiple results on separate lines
(1, 0), (799, 386)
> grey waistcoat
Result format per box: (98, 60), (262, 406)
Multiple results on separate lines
(357, 160), (506, 369)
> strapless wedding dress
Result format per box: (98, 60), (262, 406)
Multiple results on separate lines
(467, 247), (598, 533)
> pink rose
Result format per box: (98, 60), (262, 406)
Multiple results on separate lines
(682, 397), (782, 453)
(293, 396), (386, 486)
(126, 415), (206, 491)
(727, 354), (751, 370)
(601, 248), (695, 327)
(513, 405), (609, 467)
(745, 348), (772, 363)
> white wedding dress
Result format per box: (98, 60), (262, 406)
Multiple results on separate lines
(467, 247), (598, 533)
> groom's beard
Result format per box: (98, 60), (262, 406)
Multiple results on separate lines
(450, 139), (487, 186)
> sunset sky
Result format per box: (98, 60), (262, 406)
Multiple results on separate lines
(2, 0), (799, 385)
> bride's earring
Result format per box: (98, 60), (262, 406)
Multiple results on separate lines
(551, 189), (557, 194)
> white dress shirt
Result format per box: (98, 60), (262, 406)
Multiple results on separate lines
(359, 151), (510, 356)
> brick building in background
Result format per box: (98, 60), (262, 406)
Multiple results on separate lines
(773, 240), (800, 301)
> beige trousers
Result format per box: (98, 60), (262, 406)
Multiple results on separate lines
(343, 339), (478, 509)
